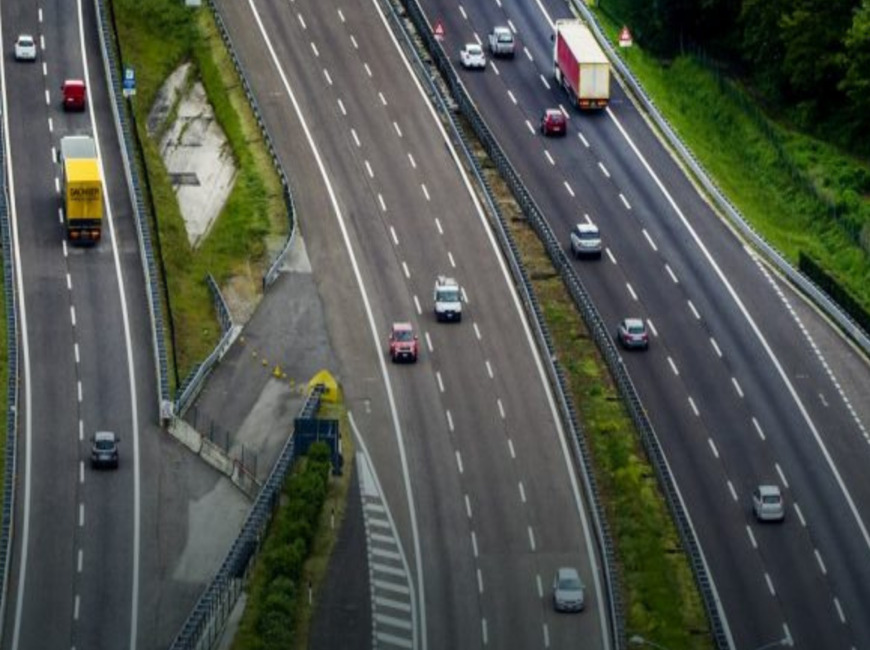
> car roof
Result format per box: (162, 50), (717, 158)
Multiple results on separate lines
(545, 108), (564, 117)
(392, 322), (413, 331)
(493, 26), (512, 34)
(465, 43), (482, 50)
(623, 317), (645, 328)
(17, 34), (34, 41)
(758, 484), (781, 497)
(94, 431), (117, 441)
(64, 79), (85, 86)
(575, 223), (599, 234)
(556, 566), (579, 578)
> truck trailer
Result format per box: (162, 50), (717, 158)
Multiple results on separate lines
(60, 135), (102, 244)
(553, 20), (610, 109)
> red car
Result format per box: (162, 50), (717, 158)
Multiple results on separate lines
(389, 322), (419, 363)
(540, 108), (567, 136)
(61, 79), (86, 111)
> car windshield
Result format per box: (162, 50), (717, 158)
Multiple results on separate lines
(467, 46), (482, 54)
(19, 37), (33, 46)
(394, 330), (413, 342)
(95, 439), (115, 451)
(559, 576), (583, 590)
(578, 230), (598, 240)
(498, 34), (512, 42)
(762, 495), (781, 505)
(437, 289), (460, 302)
(627, 324), (645, 334)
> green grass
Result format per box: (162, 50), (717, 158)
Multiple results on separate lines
(112, 1), (287, 383)
(604, 21), (870, 313)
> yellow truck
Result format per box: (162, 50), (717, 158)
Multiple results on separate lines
(60, 135), (102, 244)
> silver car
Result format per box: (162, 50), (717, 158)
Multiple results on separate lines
(553, 567), (585, 612)
(14, 35), (37, 61)
(570, 222), (602, 258)
(752, 485), (785, 522)
(459, 43), (486, 70)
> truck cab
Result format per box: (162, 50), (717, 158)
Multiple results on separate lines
(434, 276), (463, 322)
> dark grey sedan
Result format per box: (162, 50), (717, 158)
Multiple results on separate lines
(91, 431), (119, 469)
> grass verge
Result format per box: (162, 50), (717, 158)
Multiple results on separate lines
(231, 404), (354, 650)
(111, 2), (287, 383)
(596, 16), (870, 315)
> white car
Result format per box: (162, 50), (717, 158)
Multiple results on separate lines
(752, 485), (785, 522)
(570, 222), (602, 258)
(459, 43), (486, 70)
(14, 34), (37, 61)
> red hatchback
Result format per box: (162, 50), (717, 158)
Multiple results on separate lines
(540, 108), (567, 136)
(62, 79), (86, 111)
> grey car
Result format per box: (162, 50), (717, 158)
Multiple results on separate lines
(553, 567), (585, 612)
(617, 318), (649, 350)
(91, 431), (119, 469)
(570, 222), (602, 258)
(752, 484), (785, 522)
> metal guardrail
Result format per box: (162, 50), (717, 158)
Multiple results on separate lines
(573, 2), (870, 356)
(0, 62), (22, 642)
(384, 0), (626, 646)
(93, 0), (171, 416)
(169, 383), (325, 650)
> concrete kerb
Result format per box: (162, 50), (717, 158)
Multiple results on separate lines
(169, 418), (261, 499)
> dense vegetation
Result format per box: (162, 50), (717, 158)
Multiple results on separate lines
(600, 0), (870, 152)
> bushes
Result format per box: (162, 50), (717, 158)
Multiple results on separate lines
(233, 443), (332, 650)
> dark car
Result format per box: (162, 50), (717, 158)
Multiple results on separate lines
(541, 108), (567, 136)
(91, 431), (119, 469)
(617, 318), (649, 350)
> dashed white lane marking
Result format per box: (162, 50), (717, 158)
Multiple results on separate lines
(536, 574), (543, 598)
(833, 597), (846, 623)
(79, 420), (83, 442)
(365, 160), (374, 178)
(710, 337), (722, 358)
(424, 332), (433, 353)
(597, 161), (610, 178)
(485, 360), (494, 378)
(389, 225), (398, 245)
(66, 273), (72, 290)
(688, 396), (699, 416)
(619, 193), (631, 210)
(448, 251), (456, 268)
(746, 525), (757, 549)
(688, 300), (700, 320)
(543, 623), (550, 648)
(78, 503), (84, 527)
(518, 481), (526, 503)
(665, 263), (678, 283)
(507, 90), (517, 104)
(794, 503), (806, 527)
(413, 295), (421, 315)
(525, 120), (535, 134)
(524, 47), (533, 61)
(482, 618), (488, 645)
(48, 117), (53, 133)
(77, 381), (82, 403)
(527, 526), (536, 551)
(44, 90), (50, 105)
(490, 61), (499, 75)
(507, 19), (517, 32)
(667, 357), (679, 376)
(421, 184), (430, 201)
(70, 305), (76, 327)
(544, 151), (554, 166)
(393, 121), (403, 138)
(458, 5), (467, 19)
(401, 261), (409, 278)
(497, 399), (505, 419)
(564, 181), (574, 197)
(473, 322), (481, 339)
(297, 13), (306, 29)
(465, 494), (473, 519)
(775, 463), (789, 489)
(471, 531), (478, 558)
(606, 248), (617, 264)
(379, 194), (387, 212)
(539, 74), (550, 90)
(337, 98), (346, 115)
(309, 41), (318, 57)
(446, 410), (454, 432)
(77, 549), (83, 572)
(435, 371), (444, 393)
(626, 283), (637, 301)
(378, 91), (387, 105)
(727, 480), (737, 501)
(732, 377), (744, 398)
(323, 69), (332, 85)
(578, 132), (589, 148)
(351, 128), (361, 147)
(708, 438), (719, 458)
(752, 417), (765, 441)
(642, 228), (657, 251)
(79, 461), (84, 484)
(477, 568), (484, 593)
(455, 450), (464, 474)
(407, 152), (416, 168)
(507, 438), (516, 459)
(814, 548), (827, 575)
(73, 594), (80, 620)
(350, 35), (358, 49)
(765, 572), (776, 596)
(337, 8), (345, 21)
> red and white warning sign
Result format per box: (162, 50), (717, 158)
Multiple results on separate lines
(618, 26), (633, 48)
(434, 20), (445, 41)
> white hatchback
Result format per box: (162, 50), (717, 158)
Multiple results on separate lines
(752, 485), (785, 522)
(14, 34), (37, 61)
(459, 43), (486, 70)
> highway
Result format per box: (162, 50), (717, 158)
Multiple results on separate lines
(213, 0), (612, 647)
(423, 0), (870, 647)
(0, 0), (163, 647)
